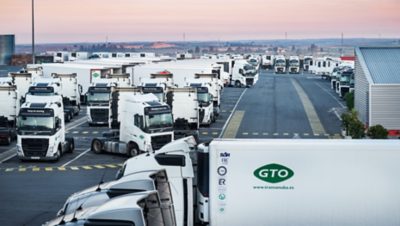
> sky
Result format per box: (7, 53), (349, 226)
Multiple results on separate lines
(0, 0), (399, 44)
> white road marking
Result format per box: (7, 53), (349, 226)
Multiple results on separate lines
(61, 148), (91, 167)
(219, 88), (248, 138)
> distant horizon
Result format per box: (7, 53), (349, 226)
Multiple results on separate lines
(2, 0), (399, 44)
(14, 37), (400, 46)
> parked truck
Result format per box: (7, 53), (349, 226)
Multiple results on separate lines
(44, 191), (174, 226)
(16, 95), (74, 161)
(189, 84), (215, 126)
(231, 60), (257, 87)
(288, 56), (300, 73)
(189, 73), (222, 116)
(91, 93), (174, 156)
(117, 137), (400, 226)
(336, 68), (354, 98)
(9, 72), (35, 104)
(274, 55), (286, 74)
(303, 56), (313, 71)
(0, 78), (19, 145)
(52, 73), (82, 115)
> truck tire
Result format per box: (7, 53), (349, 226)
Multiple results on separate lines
(65, 113), (71, 123)
(127, 142), (139, 157)
(235, 80), (241, 88)
(5, 136), (11, 145)
(66, 138), (74, 153)
(91, 139), (103, 154)
(54, 148), (61, 162)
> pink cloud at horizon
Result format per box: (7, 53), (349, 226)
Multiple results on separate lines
(0, 0), (399, 43)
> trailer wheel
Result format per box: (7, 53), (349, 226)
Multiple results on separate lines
(127, 143), (139, 157)
(92, 139), (103, 154)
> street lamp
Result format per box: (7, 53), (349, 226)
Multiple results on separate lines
(32, 0), (35, 64)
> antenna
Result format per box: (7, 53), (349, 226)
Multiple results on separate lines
(95, 168), (108, 191)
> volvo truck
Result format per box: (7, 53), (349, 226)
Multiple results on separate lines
(189, 84), (215, 126)
(16, 96), (74, 161)
(118, 138), (400, 226)
(91, 93), (174, 156)
(288, 56), (300, 73)
(231, 60), (257, 87)
(274, 55), (286, 74)
(0, 78), (19, 145)
(336, 68), (354, 98)
(303, 56), (313, 71)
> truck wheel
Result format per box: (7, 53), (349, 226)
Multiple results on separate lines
(5, 136), (11, 145)
(92, 139), (103, 154)
(235, 80), (241, 88)
(65, 114), (71, 123)
(127, 143), (139, 157)
(54, 148), (61, 162)
(67, 139), (75, 153)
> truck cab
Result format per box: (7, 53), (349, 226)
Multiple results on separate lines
(189, 83), (215, 126)
(92, 94), (174, 156)
(16, 97), (74, 161)
(140, 70), (176, 102)
(274, 55), (287, 74)
(337, 69), (354, 98)
(303, 56), (313, 71)
(86, 82), (114, 126)
(231, 60), (257, 87)
(288, 56), (300, 74)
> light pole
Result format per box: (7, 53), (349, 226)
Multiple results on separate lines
(32, 0), (35, 64)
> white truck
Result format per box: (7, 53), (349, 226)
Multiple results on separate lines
(303, 55), (313, 71)
(44, 191), (174, 226)
(189, 73), (221, 116)
(117, 138), (400, 226)
(49, 169), (175, 226)
(188, 84), (215, 126)
(274, 55), (286, 74)
(16, 95), (74, 161)
(27, 77), (78, 122)
(166, 87), (199, 139)
(91, 93), (174, 156)
(336, 68), (354, 98)
(288, 56), (300, 74)
(0, 78), (19, 145)
(140, 70), (176, 102)
(231, 60), (257, 87)
(86, 76), (131, 126)
(261, 55), (274, 69)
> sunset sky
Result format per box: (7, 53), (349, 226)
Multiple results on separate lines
(0, 0), (399, 44)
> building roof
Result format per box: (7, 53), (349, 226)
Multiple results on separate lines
(340, 56), (355, 61)
(356, 47), (400, 84)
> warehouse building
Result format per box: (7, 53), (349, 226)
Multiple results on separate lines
(354, 46), (400, 135)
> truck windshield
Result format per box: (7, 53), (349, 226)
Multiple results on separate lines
(289, 60), (299, 65)
(276, 59), (285, 65)
(197, 93), (211, 103)
(145, 113), (173, 129)
(87, 92), (110, 102)
(340, 74), (351, 84)
(17, 116), (54, 131)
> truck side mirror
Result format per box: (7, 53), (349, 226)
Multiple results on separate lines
(239, 69), (243, 75)
(55, 118), (61, 129)
(78, 85), (83, 95)
(56, 209), (65, 217)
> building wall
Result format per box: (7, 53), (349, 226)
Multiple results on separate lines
(354, 55), (370, 124)
(370, 85), (400, 130)
(0, 35), (15, 65)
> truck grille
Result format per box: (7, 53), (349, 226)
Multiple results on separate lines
(246, 78), (254, 86)
(22, 138), (49, 157)
(151, 134), (172, 150)
(90, 108), (109, 123)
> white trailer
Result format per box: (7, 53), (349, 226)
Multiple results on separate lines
(68, 51), (90, 61)
(9, 72), (36, 102)
(41, 63), (114, 98)
(0, 78), (19, 144)
(118, 138), (400, 226)
(53, 51), (69, 63)
(303, 55), (313, 71)
(261, 54), (274, 69)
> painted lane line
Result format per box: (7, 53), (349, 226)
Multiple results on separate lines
(314, 82), (346, 108)
(61, 148), (91, 167)
(292, 79), (327, 135)
(219, 88), (248, 138)
(221, 111), (245, 138)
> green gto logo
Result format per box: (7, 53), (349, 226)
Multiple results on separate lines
(254, 163), (294, 183)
